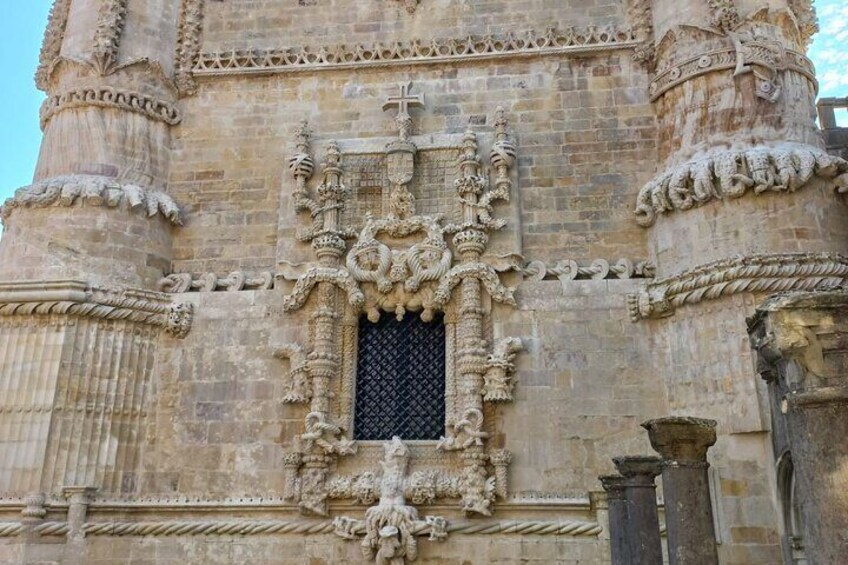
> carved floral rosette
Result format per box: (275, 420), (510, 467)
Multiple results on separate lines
(274, 100), (523, 562)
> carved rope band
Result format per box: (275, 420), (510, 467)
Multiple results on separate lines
(634, 144), (848, 228)
(40, 87), (182, 129)
(627, 252), (848, 322)
(0, 175), (182, 226)
(0, 281), (193, 338)
(0, 519), (601, 538)
(194, 26), (637, 76)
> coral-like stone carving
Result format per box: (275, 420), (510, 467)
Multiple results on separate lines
(176, 0), (205, 96)
(0, 175), (182, 226)
(482, 338), (524, 402)
(91, 0), (129, 75)
(627, 252), (848, 322)
(333, 438), (448, 564)
(634, 145), (848, 227)
(35, 0), (72, 91)
(194, 27), (637, 77)
(40, 87), (182, 129)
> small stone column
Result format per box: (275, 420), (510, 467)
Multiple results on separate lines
(613, 456), (664, 565)
(599, 474), (631, 565)
(63, 486), (96, 541)
(643, 417), (719, 565)
(749, 290), (848, 564)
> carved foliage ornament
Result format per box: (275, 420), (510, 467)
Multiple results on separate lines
(634, 145), (848, 227)
(275, 86), (523, 562)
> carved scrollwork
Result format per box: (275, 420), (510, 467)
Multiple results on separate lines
(523, 258), (655, 282)
(159, 271), (274, 293)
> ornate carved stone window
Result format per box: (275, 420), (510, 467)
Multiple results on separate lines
(354, 312), (446, 441)
(275, 82), (524, 563)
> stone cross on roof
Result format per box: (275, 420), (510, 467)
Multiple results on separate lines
(383, 82), (425, 140)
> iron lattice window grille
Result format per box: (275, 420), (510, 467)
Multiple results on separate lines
(354, 312), (446, 441)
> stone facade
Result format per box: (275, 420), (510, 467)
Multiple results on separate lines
(0, 1), (845, 564)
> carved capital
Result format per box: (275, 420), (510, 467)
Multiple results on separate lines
(642, 417), (717, 463)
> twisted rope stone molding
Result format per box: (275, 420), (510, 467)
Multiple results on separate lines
(40, 87), (182, 130)
(634, 144), (848, 227)
(0, 281), (193, 339)
(0, 519), (601, 538)
(524, 258), (655, 282)
(627, 252), (848, 322)
(194, 26), (637, 77)
(0, 175), (182, 226)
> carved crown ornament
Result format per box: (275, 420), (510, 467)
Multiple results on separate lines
(273, 83), (524, 562)
(627, 2), (819, 103)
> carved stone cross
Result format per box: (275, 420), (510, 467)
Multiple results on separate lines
(383, 82), (425, 141)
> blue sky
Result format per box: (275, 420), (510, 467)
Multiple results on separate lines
(0, 1), (845, 202)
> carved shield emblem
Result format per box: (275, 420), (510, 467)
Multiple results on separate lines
(387, 148), (415, 186)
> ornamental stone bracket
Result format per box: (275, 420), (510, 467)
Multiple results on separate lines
(273, 84), (524, 536)
(633, 144), (848, 228)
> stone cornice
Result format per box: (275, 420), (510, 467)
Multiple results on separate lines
(193, 26), (638, 77)
(634, 144), (848, 228)
(0, 280), (193, 338)
(0, 175), (182, 226)
(628, 253), (848, 322)
(40, 86), (182, 129)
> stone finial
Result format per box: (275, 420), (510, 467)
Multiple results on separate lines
(642, 416), (717, 462)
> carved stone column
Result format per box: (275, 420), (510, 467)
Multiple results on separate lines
(643, 417), (719, 565)
(599, 474), (631, 565)
(749, 289), (848, 564)
(613, 455), (663, 565)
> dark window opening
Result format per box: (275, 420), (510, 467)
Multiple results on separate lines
(354, 312), (446, 440)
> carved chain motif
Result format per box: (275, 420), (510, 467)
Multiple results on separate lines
(275, 88), (523, 563)
(634, 145), (848, 227)
(40, 87), (182, 130)
(627, 252), (848, 322)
